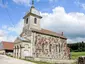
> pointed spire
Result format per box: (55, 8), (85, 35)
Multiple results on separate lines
(31, 0), (34, 8)
(32, 0), (34, 5)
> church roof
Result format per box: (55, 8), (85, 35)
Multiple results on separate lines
(32, 29), (67, 39)
(23, 12), (42, 19)
(20, 29), (67, 39)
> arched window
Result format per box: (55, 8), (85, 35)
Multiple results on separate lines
(49, 44), (52, 52)
(15, 46), (16, 54)
(15, 46), (16, 49)
(34, 18), (37, 24)
(20, 45), (22, 48)
(42, 43), (44, 52)
(56, 45), (57, 52)
(59, 44), (60, 53)
(17, 46), (19, 49)
(20, 45), (22, 58)
(26, 18), (28, 24)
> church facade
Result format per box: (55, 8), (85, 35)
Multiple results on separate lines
(13, 1), (70, 61)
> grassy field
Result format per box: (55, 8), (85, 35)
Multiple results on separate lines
(71, 52), (85, 60)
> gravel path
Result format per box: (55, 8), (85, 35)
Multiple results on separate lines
(0, 55), (36, 64)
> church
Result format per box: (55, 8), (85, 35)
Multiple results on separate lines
(13, 0), (70, 62)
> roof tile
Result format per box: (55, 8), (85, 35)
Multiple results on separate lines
(2, 41), (14, 50)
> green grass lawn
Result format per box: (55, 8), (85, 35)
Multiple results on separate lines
(71, 52), (85, 60)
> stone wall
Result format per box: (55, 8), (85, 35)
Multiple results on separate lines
(33, 32), (70, 60)
(13, 31), (70, 60)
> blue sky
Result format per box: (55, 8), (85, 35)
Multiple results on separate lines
(0, 0), (85, 43)
(0, 0), (85, 26)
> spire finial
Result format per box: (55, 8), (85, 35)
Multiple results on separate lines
(32, 0), (34, 5)
(31, 0), (34, 8)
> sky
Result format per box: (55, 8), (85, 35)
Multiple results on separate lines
(0, 0), (85, 43)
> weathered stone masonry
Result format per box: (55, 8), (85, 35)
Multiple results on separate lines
(32, 31), (69, 60)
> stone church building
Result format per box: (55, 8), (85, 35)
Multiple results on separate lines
(13, 0), (70, 61)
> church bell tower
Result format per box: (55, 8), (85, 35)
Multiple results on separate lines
(23, 0), (42, 31)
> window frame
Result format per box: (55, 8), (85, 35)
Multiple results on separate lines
(42, 43), (44, 52)
(49, 44), (52, 52)
(56, 45), (58, 52)
(34, 18), (37, 24)
(26, 18), (28, 24)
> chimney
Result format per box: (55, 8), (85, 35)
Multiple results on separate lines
(61, 32), (63, 36)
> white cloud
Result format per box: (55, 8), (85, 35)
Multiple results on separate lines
(0, 19), (24, 42)
(41, 6), (85, 43)
(0, 35), (17, 42)
(7, 19), (24, 35)
(0, 30), (5, 37)
(0, 30), (12, 41)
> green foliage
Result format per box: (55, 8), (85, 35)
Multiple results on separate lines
(68, 41), (85, 52)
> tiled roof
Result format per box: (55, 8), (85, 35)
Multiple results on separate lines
(20, 28), (67, 39)
(1, 41), (14, 50)
(32, 29), (67, 39)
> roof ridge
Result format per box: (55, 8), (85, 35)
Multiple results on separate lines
(1, 41), (13, 43)
(41, 28), (62, 35)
